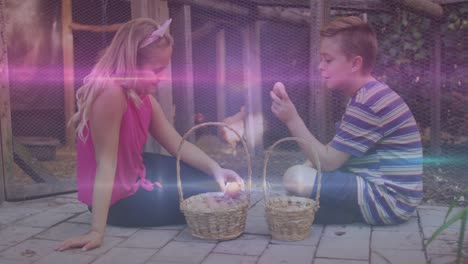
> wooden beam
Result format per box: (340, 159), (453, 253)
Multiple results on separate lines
(171, 0), (250, 17)
(173, 0), (445, 21)
(6, 180), (76, 201)
(308, 0), (330, 142)
(192, 21), (218, 42)
(430, 19), (442, 155)
(170, 4), (196, 141)
(389, 0), (443, 19)
(432, 0), (468, 4)
(61, 0), (76, 147)
(132, 0), (175, 154)
(171, 0), (310, 26)
(249, 0), (391, 12)
(216, 29), (227, 122)
(0, 0), (11, 204)
(70, 22), (124, 32)
(71, 20), (218, 44)
(242, 22), (264, 155)
(257, 6), (311, 25)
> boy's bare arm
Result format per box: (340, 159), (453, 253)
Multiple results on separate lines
(285, 115), (350, 171)
(271, 82), (350, 171)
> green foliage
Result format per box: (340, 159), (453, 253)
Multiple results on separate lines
(370, 11), (431, 70)
(367, 4), (467, 129)
(425, 188), (468, 264)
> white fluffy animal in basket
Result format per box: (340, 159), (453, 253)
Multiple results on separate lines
(283, 164), (317, 197)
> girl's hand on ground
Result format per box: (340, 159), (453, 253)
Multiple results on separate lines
(55, 230), (103, 252)
(213, 167), (245, 192)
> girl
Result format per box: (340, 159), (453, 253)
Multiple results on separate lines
(56, 18), (244, 252)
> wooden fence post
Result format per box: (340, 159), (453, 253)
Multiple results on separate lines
(0, 0), (13, 203)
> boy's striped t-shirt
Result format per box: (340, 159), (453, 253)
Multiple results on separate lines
(329, 81), (423, 225)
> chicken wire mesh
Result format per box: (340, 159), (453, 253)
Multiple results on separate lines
(2, 0), (467, 203)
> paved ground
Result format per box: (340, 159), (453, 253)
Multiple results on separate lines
(0, 191), (466, 264)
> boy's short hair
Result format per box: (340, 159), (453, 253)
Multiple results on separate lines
(321, 16), (377, 73)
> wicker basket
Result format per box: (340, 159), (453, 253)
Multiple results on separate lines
(176, 122), (252, 240)
(263, 137), (322, 241)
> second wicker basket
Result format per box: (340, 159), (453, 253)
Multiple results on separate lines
(263, 137), (322, 241)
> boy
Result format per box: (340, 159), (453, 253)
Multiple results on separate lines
(271, 16), (423, 225)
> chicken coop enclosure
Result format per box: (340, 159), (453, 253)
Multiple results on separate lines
(0, 0), (466, 204)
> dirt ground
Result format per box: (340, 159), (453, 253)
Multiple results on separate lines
(13, 145), (76, 184)
(423, 159), (468, 207)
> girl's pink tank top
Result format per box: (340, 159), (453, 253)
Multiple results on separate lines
(77, 95), (154, 206)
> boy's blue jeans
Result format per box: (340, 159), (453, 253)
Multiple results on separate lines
(310, 170), (364, 224)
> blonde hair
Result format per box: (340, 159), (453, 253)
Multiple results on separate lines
(71, 18), (173, 141)
(321, 16), (377, 73)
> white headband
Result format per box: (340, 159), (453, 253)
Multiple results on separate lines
(139, 18), (172, 48)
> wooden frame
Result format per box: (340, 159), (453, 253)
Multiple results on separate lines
(242, 21), (264, 155)
(170, 0), (445, 24)
(308, 0), (330, 142)
(62, 0), (75, 147)
(216, 29), (227, 122)
(0, 0), (10, 204)
(430, 19), (442, 155)
(170, 4), (196, 142)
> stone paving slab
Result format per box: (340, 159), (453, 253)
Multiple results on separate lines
(371, 249), (426, 264)
(244, 215), (270, 236)
(212, 234), (270, 256)
(372, 217), (420, 232)
(257, 244), (315, 264)
(149, 241), (215, 264)
(118, 229), (179, 249)
(67, 212), (92, 224)
(0, 245), (9, 252)
(425, 239), (465, 256)
(372, 230), (424, 250)
(60, 236), (126, 256)
(419, 206), (463, 231)
(201, 253), (258, 264)
(0, 226), (45, 247)
(314, 259), (368, 264)
(0, 259), (32, 264)
(34, 251), (97, 264)
(270, 225), (323, 246)
(426, 254), (461, 264)
(47, 203), (89, 214)
(316, 224), (371, 260)
(17, 211), (75, 228)
(173, 227), (219, 243)
(0, 206), (47, 225)
(92, 247), (157, 264)
(0, 239), (57, 263)
(423, 226), (468, 242)
(34, 222), (91, 241)
(1, 193), (466, 264)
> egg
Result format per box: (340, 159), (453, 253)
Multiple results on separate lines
(273, 82), (286, 99)
(225, 182), (242, 198)
(283, 164), (317, 197)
